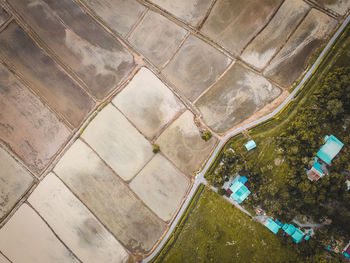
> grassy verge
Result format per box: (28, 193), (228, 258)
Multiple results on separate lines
(151, 184), (205, 263)
(161, 190), (303, 263)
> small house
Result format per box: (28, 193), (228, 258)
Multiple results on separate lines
(317, 135), (344, 165)
(245, 140), (256, 151)
(282, 223), (305, 243)
(264, 218), (281, 234)
(229, 176), (251, 204)
(307, 162), (326, 181)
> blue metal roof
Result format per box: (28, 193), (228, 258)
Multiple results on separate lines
(291, 228), (305, 243)
(264, 218), (281, 234)
(317, 135), (344, 165)
(229, 177), (250, 204)
(245, 140), (256, 151)
(312, 162), (324, 175)
(282, 224), (304, 243)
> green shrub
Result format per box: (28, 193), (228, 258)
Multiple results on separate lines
(153, 144), (160, 153)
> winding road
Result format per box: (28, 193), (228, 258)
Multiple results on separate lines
(142, 14), (350, 263)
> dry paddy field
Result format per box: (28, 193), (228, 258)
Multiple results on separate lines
(264, 9), (337, 87)
(0, 0), (348, 261)
(195, 62), (281, 133)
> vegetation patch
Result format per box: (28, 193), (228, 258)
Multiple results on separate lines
(161, 189), (303, 263)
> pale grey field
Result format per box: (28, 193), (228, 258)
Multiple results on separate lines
(0, 204), (79, 263)
(156, 111), (217, 175)
(130, 154), (190, 221)
(113, 67), (185, 139)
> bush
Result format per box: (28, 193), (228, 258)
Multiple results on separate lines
(153, 144), (160, 153)
(201, 130), (212, 141)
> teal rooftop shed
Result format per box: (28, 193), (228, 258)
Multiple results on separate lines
(245, 140), (256, 151)
(229, 176), (250, 204)
(317, 135), (344, 165)
(264, 218), (281, 234)
(282, 224), (305, 243)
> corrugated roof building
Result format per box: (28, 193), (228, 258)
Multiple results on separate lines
(317, 135), (344, 165)
(229, 176), (251, 204)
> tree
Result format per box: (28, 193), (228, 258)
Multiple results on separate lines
(201, 130), (212, 141)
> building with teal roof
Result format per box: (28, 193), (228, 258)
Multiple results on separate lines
(307, 161), (326, 181)
(264, 218), (281, 234)
(282, 223), (305, 243)
(317, 135), (344, 165)
(245, 140), (256, 151)
(229, 176), (251, 204)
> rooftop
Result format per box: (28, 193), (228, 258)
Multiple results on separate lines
(229, 176), (251, 204)
(245, 140), (256, 151)
(264, 218), (281, 234)
(317, 135), (344, 165)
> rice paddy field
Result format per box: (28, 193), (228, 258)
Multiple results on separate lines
(0, 0), (348, 261)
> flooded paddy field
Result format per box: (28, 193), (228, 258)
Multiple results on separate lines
(128, 11), (187, 68)
(0, 147), (33, 221)
(54, 140), (166, 254)
(0, 204), (79, 263)
(0, 63), (70, 173)
(0, 21), (95, 128)
(264, 9), (337, 87)
(201, 0), (283, 56)
(130, 154), (190, 221)
(156, 111), (217, 175)
(0, 5), (9, 27)
(82, 104), (154, 181)
(113, 67), (185, 139)
(161, 35), (231, 101)
(29, 173), (129, 263)
(311, 0), (350, 15)
(8, 0), (135, 100)
(196, 62), (281, 133)
(241, 0), (311, 69)
(149, 0), (214, 27)
(81, 0), (145, 37)
(0, 253), (9, 263)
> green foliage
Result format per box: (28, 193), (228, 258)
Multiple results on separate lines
(201, 130), (212, 141)
(153, 144), (160, 153)
(162, 190), (302, 263)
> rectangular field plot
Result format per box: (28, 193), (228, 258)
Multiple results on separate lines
(0, 147), (33, 221)
(195, 62), (281, 133)
(0, 5), (9, 27)
(0, 254), (9, 263)
(161, 35), (231, 101)
(149, 0), (214, 27)
(81, 0), (145, 37)
(29, 173), (129, 263)
(130, 154), (189, 221)
(264, 9), (337, 87)
(82, 104), (154, 180)
(241, 0), (310, 69)
(156, 111), (217, 175)
(9, 0), (135, 100)
(0, 204), (79, 263)
(128, 11), (187, 68)
(201, 0), (282, 55)
(54, 140), (166, 254)
(311, 0), (350, 15)
(0, 63), (70, 174)
(0, 21), (95, 128)
(113, 67), (185, 139)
